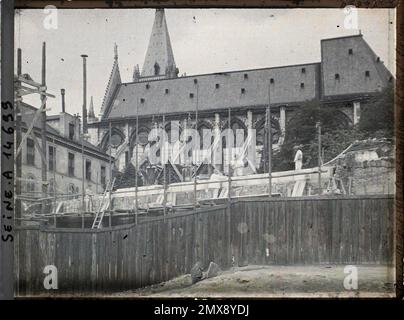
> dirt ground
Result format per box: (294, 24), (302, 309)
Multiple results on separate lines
(112, 265), (396, 298)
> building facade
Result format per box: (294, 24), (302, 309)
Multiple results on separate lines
(88, 9), (393, 186)
(20, 102), (112, 198)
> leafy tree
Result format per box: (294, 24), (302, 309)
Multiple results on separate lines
(273, 100), (350, 171)
(358, 85), (394, 137)
(273, 85), (394, 172)
(115, 162), (143, 189)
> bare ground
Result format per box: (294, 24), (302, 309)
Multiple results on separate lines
(112, 265), (396, 298)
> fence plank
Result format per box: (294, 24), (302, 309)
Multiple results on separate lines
(15, 196), (394, 295)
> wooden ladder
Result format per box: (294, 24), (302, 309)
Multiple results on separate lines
(91, 177), (116, 229)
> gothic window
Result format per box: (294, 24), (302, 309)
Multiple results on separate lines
(138, 130), (149, 145)
(154, 62), (160, 75)
(231, 120), (247, 145)
(125, 151), (129, 167)
(110, 133), (123, 147)
(198, 123), (213, 148)
(256, 118), (281, 146)
(166, 123), (181, 144)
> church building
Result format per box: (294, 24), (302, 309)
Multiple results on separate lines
(87, 9), (393, 187)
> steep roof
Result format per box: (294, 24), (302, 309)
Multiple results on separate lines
(141, 9), (176, 78)
(104, 62), (321, 119)
(99, 34), (392, 121)
(100, 44), (121, 118)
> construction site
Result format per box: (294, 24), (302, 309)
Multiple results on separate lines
(12, 8), (396, 297)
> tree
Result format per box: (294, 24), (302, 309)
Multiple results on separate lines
(273, 100), (350, 171)
(115, 162), (143, 189)
(273, 85), (394, 172)
(358, 85), (394, 137)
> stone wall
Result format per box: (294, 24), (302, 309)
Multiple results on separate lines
(333, 139), (394, 195)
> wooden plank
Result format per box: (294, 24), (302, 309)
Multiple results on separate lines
(14, 196), (394, 296)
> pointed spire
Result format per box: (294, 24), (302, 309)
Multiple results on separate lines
(114, 42), (118, 60)
(88, 96), (95, 118)
(132, 64), (140, 82)
(100, 45), (122, 118)
(141, 9), (178, 79)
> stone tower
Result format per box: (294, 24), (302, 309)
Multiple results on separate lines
(140, 9), (178, 80)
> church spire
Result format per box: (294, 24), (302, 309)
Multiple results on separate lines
(100, 44), (122, 118)
(114, 42), (118, 60)
(88, 96), (95, 118)
(88, 96), (98, 123)
(141, 9), (178, 79)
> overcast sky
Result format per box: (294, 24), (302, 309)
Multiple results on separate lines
(15, 8), (395, 116)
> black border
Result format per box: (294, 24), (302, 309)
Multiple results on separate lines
(1, 0), (402, 301)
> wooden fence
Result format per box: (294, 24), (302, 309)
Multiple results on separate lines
(15, 195), (394, 296)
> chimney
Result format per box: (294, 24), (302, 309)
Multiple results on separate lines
(61, 88), (66, 113)
(81, 54), (88, 133)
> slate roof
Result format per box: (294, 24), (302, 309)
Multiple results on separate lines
(104, 62), (321, 120)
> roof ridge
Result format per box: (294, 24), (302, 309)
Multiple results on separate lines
(100, 53), (121, 117)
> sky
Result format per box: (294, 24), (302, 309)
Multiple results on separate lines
(15, 8), (395, 117)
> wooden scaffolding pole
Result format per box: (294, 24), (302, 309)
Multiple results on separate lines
(267, 83), (272, 198)
(41, 42), (48, 211)
(193, 82), (199, 210)
(163, 113), (167, 219)
(227, 107), (231, 204)
(135, 98), (139, 224)
(16, 48), (22, 223)
(109, 121), (112, 227)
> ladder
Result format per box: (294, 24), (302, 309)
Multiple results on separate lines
(91, 177), (116, 229)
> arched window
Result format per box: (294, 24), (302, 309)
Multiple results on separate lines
(165, 122), (182, 144)
(110, 133), (123, 147)
(154, 62), (160, 76)
(129, 127), (150, 160)
(255, 117), (281, 146)
(198, 122), (213, 148)
(101, 127), (125, 151)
